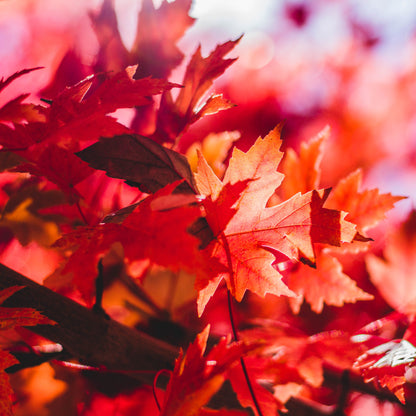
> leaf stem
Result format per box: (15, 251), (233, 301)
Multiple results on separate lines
(220, 232), (264, 416)
(76, 200), (89, 224)
(227, 289), (264, 416)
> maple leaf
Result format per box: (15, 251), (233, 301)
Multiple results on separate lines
(47, 65), (175, 116)
(186, 131), (240, 177)
(366, 210), (416, 315)
(279, 126), (329, 200)
(0, 286), (55, 415)
(353, 338), (416, 403)
(41, 66), (178, 147)
(325, 169), (406, 232)
(159, 325), (255, 416)
(278, 129), (401, 313)
(14, 144), (95, 201)
(89, 0), (130, 73)
(0, 68), (43, 95)
(195, 127), (356, 315)
(1, 66), (178, 158)
(132, 0), (195, 79)
(90, 67), (179, 113)
(77, 134), (197, 194)
(0, 68), (44, 126)
(238, 321), (362, 407)
(287, 250), (373, 313)
(154, 38), (240, 143)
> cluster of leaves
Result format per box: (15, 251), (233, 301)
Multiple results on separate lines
(0, 0), (416, 415)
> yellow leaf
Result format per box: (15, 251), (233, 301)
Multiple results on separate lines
(1, 198), (60, 246)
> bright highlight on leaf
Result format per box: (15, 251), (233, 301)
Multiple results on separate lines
(195, 126), (357, 315)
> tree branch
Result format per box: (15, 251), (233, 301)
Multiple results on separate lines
(0, 263), (413, 414)
(0, 263), (178, 378)
(0, 263), (245, 411)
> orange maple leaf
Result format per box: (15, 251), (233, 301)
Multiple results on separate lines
(278, 128), (403, 313)
(279, 126), (328, 200)
(287, 250), (373, 314)
(278, 128), (404, 234)
(195, 126), (357, 315)
(325, 168), (406, 232)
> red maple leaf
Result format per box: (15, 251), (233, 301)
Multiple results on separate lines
(0, 68), (45, 152)
(41, 66), (178, 148)
(14, 144), (95, 201)
(154, 38), (240, 143)
(0, 286), (55, 415)
(159, 325), (254, 416)
(195, 126), (357, 315)
(132, 0), (195, 79)
(1, 67), (178, 155)
(238, 321), (362, 406)
(48, 182), (205, 300)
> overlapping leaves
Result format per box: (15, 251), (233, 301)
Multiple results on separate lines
(0, 0), (410, 411)
(159, 325), (255, 416)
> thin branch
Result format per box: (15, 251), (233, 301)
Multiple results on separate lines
(0, 263), (243, 411)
